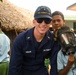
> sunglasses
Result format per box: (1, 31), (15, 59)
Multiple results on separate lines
(35, 18), (51, 24)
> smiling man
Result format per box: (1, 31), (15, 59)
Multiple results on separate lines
(8, 6), (60, 75)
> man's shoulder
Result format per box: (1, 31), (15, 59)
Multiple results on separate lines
(15, 28), (34, 40)
(19, 28), (33, 36)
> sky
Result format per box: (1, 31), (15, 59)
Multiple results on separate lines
(8, 0), (76, 15)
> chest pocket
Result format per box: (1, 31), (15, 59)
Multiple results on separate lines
(23, 45), (35, 59)
(43, 48), (51, 58)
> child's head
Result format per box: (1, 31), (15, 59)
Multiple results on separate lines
(56, 25), (76, 55)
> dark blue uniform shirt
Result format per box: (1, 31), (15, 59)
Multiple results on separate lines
(8, 27), (60, 75)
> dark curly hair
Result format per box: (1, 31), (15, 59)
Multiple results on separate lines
(52, 11), (64, 20)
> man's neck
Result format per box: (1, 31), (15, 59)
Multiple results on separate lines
(34, 29), (45, 42)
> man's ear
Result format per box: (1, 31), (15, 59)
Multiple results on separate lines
(33, 19), (36, 26)
(33, 19), (35, 23)
(33, 20), (35, 26)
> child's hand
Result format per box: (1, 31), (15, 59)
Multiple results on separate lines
(67, 54), (74, 67)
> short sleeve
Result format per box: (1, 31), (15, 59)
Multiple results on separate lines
(57, 50), (64, 71)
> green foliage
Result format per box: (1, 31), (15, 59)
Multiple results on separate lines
(45, 58), (50, 69)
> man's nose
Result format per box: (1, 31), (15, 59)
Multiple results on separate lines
(54, 21), (59, 24)
(41, 21), (46, 24)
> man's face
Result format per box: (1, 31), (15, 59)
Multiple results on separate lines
(33, 18), (51, 35)
(52, 15), (65, 30)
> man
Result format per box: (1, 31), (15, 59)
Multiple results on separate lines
(0, 22), (10, 75)
(8, 6), (60, 75)
(50, 11), (65, 75)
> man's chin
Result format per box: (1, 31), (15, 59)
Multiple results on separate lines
(40, 32), (46, 35)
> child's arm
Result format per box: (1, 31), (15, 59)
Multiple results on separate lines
(58, 54), (74, 75)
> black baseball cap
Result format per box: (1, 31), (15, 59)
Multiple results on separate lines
(34, 6), (52, 20)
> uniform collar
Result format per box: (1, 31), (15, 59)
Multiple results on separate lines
(26, 27), (52, 41)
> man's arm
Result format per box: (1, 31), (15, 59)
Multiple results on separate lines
(50, 41), (61, 75)
(8, 36), (23, 75)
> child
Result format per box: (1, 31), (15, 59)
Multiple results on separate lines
(56, 25), (76, 75)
